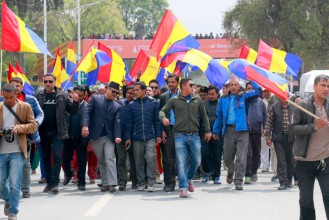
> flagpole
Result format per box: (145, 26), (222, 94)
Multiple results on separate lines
(0, 50), (2, 91)
(287, 99), (319, 119)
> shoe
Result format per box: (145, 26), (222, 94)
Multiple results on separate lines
(4, 202), (9, 216)
(156, 175), (162, 184)
(214, 177), (221, 184)
(226, 173), (233, 184)
(100, 186), (109, 192)
(38, 178), (46, 184)
(271, 174), (277, 181)
(63, 176), (72, 185)
(7, 214), (17, 220)
(31, 169), (36, 174)
(278, 184), (288, 190)
(131, 184), (138, 190)
(164, 185), (175, 192)
(147, 185), (155, 192)
(108, 185), (116, 193)
(287, 182), (293, 188)
(137, 186), (145, 191)
(188, 180), (194, 192)
(294, 181), (298, 186)
(119, 185), (126, 191)
(97, 183), (103, 188)
(251, 174), (258, 182)
(22, 192), (31, 198)
(235, 183), (243, 190)
(43, 185), (52, 193)
(201, 173), (209, 183)
(71, 178), (78, 184)
(179, 189), (188, 198)
(261, 168), (269, 172)
(90, 179), (96, 184)
(78, 185), (86, 191)
(244, 176), (251, 184)
(51, 186), (59, 194)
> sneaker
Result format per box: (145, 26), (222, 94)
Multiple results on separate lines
(97, 183), (103, 188)
(179, 189), (188, 198)
(235, 183), (243, 190)
(90, 179), (95, 184)
(278, 184), (288, 190)
(214, 177), (221, 184)
(137, 186), (145, 191)
(201, 173), (209, 183)
(38, 178), (46, 184)
(287, 182), (293, 188)
(164, 185), (175, 192)
(8, 213), (17, 220)
(271, 175), (278, 182)
(188, 180), (194, 192)
(244, 176), (251, 184)
(43, 185), (52, 193)
(147, 185), (155, 192)
(119, 185), (126, 191)
(226, 173), (233, 184)
(51, 186), (59, 194)
(131, 184), (138, 190)
(63, 176), (72, 185)
(261, 168), (269, 172)
(22, 192), (31, 198)
(109, 185), (116, 193)
(100, 186), (109, 192)
(251, 174), (258, 182)
(156, 175), (162, 184)
(4, 202), (9, 216)
(78, 185), (86, 191)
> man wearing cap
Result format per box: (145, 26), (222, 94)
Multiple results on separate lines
(213, 76), (261, 190)
(82, 82), (121, 193)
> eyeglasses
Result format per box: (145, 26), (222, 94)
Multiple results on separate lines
(44, 80), (53, 84)
(150, 86), (158, 89)
(189, 84), (195, 88)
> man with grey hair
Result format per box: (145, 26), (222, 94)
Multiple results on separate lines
(289, 74), (329, 219)
(0, 83), (37, 220)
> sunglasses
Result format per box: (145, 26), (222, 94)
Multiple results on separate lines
(150, 86), (158, 89)
(189, 83), (195, 88)
(44, 80), (53, 84)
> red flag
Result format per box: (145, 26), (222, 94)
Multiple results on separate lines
(15, 61), (24, 74)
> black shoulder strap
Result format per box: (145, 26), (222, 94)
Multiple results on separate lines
(4, 102), (23, 124)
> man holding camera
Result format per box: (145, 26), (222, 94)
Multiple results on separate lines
(0, 83), (37, 220)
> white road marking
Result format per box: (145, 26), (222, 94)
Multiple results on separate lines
(84, 194), (113, 217)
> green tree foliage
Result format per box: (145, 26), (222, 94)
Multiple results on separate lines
(119, 0), (168, 38)
(223, 0), (329, 72)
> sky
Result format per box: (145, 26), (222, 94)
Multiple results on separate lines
(167, 0), (237, 36)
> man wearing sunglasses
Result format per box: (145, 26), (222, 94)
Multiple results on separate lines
(149, 79), (160, 100)
(35, 74), (79, 194)
(159, 77), (211, 198)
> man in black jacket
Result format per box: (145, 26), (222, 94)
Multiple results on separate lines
(35, 74), (79, 194)
(289, 74), (329, 220)
(62, 85), (89, 191)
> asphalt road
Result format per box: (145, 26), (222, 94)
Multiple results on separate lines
(0, 170), (326, 220)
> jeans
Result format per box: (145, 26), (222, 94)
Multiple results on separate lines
(91, 136), (117, 186)
(245, 133), (262, 177)
(295, 157), (329, 220)
(201, 136), (223, 179)
(175, 132), (201, 190)
(40, 131), (63, 187)
(0, 153), (24, 215)
(62, 137), (88, 186)
(133, 139), (156, 187)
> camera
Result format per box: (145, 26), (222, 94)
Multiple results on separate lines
(0, 128), (14, 143)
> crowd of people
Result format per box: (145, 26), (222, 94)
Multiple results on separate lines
(0, 73), (329, 220)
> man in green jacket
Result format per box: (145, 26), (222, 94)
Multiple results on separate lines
(159, 77), (211, 198)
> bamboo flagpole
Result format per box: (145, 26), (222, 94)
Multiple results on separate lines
(287, 99), (319, 120)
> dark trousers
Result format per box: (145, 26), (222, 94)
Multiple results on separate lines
(201, 136), (223, 179)
(115, 141), (137, 186)
(245, 133), (262, 177)
(62, 137), (88, 186)
(40, 131), (63, 187)
(295, 157), (329, 220)
(160, 127), (176, 187)
(273, 134), (294, 185)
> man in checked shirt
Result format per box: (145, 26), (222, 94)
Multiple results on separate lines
(265, 93), (295, 190)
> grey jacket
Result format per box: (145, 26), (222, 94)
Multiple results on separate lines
(288, 96), (327, 158)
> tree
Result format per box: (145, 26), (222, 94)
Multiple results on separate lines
(223, 0), (329, 72)
(119, 0), (168, 38)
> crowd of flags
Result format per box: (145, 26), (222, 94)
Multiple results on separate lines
(0, 1), (304, 100)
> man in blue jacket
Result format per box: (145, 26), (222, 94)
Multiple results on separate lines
(9, 77), (44, 198)
(213, 76), (261, 190)
(125, 81), (162, 192)
(82, 82), (121, 193)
